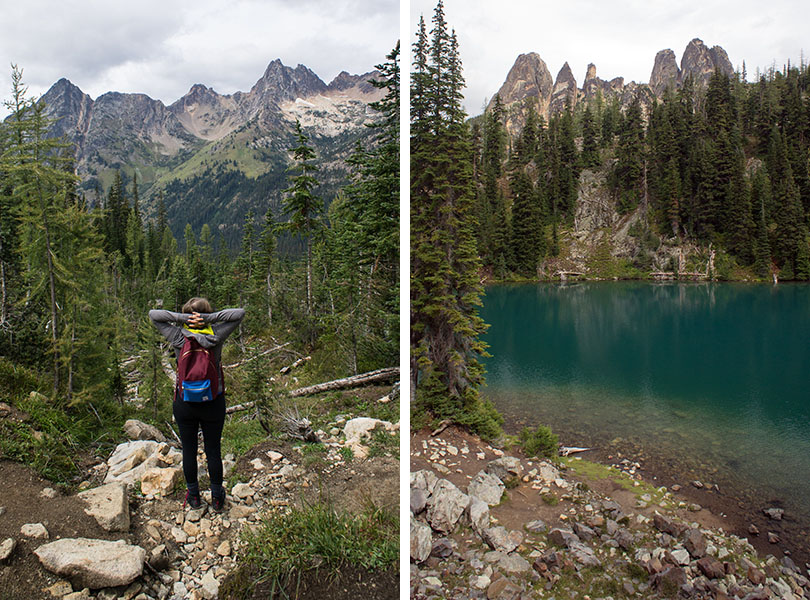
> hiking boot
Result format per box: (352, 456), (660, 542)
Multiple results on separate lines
(211, 493), (226, 513)
(184, 490), (202, 510)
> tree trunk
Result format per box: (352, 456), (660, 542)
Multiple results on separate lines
(265, 271), (273, 326)
(306, 221), (312, 316)
(40, 187), (60, 389)
(225, 367), (399, 414)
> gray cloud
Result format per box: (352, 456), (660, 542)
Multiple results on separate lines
(0, 0), (398, 110)
(410, 0), (807, 116)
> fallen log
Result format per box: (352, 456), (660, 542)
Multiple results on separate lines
(225, 366), (399, 414)
(225, 342), (291, 369)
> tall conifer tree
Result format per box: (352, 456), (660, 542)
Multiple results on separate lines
(411, 1), (499, 436)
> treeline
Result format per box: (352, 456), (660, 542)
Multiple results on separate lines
(474, 62), (810, 279)
(0, 44), (399, 409)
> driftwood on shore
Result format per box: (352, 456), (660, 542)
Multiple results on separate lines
(225, 367), (400, 414)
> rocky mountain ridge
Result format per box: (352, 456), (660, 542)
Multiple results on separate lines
(488, 38), (734, 128)
(35, 60), (384, 244)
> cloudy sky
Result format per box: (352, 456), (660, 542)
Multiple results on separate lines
(0, 0), (399, 112)
(410, 0), (807, 116)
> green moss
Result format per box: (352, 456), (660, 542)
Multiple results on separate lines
(561, 457), (665, 503)
(541, 493), (559, 506)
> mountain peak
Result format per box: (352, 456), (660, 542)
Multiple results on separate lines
(550, 62), (577, 112)
(490, 52), (553, 111)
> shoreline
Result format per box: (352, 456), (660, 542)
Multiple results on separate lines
(499, 414), (810, 570)
(410, 424), (810, 599)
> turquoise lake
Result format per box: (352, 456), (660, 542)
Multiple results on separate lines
(479, 282), (810, 520)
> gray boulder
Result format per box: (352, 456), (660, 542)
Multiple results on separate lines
(410, 487), (428, 515)
(466, 497), (490, 534)
(548, 528), (579, 548)
(34, 538), (145, 588)
(123, 419), (166, 442)
(410, 469), (439, 495)
(77, 482), (129, 532)
(498, 552), (531, 575)
(467, 470), (505, 506)
(486, 456), (523, 482)
(426, 479), (469, 533)
(683, 528), (706, 558)
(410, 517), (432, 563)
(569, 541), (602, 567)
(482, 526), (523, 553)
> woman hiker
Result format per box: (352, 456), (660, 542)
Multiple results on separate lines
(149, 298), (245, 512)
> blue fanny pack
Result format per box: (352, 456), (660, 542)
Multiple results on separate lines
(182, 379), (214, 402)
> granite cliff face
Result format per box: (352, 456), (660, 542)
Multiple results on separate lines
(36, 60), (384, 242)
(489, 52), (553, 115)
(485, 38), (734, 128)
(649, 49), (680, 97)
(649, 38), (734, 95)
(550, 62), (577, 114)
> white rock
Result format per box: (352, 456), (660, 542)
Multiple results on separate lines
(343, 417), (392, 442)
(200, 570), (220, 599)
(468, 471), (505, 506)
(34, 538), (146, 589)
(426, 479), (469, 533)
(216, 541), (231, 556)
(78, 482), (130, 532)
(104, 441), (181, 488)
(229, 505), (256, 520)
(0, 538), (16, 561)
(21, 523), (48, 539)
(140, 467), (182, 497)
(171, 527), (188, 543)
(173, 581), (188, 598)
(40, 487), (58, 499)
(266, 451), (283, 463)
(231, 483), (254, 499)
(249, 458), (265, 470)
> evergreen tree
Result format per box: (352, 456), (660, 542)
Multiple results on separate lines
(411, 1), (499, 437)
(613, 97), (645, 214)
(580, 104), (600, 168)
(508, 169), (541, 274)
(280, 121), (322, 316)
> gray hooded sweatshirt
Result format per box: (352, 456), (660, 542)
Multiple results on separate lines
(149, 308), (245, 396)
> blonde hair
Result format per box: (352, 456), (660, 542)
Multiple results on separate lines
(182, 297), (212, 313)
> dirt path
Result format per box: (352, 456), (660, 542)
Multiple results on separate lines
(0, 430), (399, 600)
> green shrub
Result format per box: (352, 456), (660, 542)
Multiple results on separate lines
(520, 424), (559, 458)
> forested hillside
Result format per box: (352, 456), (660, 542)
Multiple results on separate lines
(0, 41), (398, 482)
(473, 63), (810, 281)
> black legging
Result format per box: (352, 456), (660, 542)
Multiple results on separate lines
(173, 393), (226, 491)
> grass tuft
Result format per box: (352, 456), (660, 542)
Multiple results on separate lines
(231, 498), (398, 597)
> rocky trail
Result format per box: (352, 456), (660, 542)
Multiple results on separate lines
(0, 411), (399, 600)
(410, 427), (810, 599)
